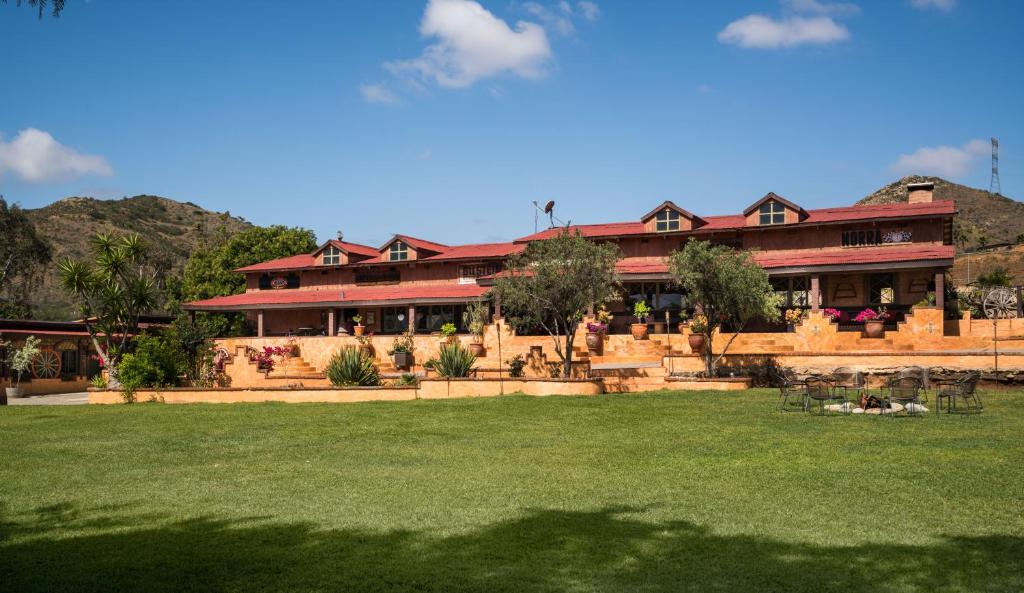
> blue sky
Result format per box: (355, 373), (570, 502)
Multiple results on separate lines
(1, 0), (1022, 246)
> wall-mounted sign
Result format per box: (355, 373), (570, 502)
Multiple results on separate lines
(459, 262), (502, 284)
(841, 228), (913, 247)
(259, 274), (300, 290)
(270, 276), (289, 289)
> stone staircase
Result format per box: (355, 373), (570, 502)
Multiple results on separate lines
(590, 363), (670, 393)
(266, 354), (325, 381)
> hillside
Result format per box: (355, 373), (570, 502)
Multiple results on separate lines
(858, 175), (1024, 249)
(25, 195), (252, 320)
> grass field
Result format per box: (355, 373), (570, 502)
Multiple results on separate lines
(1, 389), (1022, 593)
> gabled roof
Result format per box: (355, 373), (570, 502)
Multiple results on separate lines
(381, 234), (450, 254)
(420, 242), (524, 262)
(640, 201), (706, 226)
(314, 239), (379, 259)
(235, 253), (320, 273)
(742, 192), (807, 217)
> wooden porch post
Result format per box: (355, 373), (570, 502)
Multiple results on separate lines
(810, 274), (820, 311)
(934, 272), (945, 311)
(188, 310), (196, 324)
(408, 305), (416, 334)
(327, 308), (336, 336)
(257, 310), (265, 337)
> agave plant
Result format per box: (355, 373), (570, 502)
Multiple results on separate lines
(325, 348), (381, 387)
(434, 342), (477, 378)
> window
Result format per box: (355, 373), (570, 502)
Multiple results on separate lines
(770, 276), (810, 307)
(869, 273), (895, 305)
(381, 307), (409, 333)
(758, 201), (786, 225)
(655, 209), (680, 232)
(389, 241), (409, 261)
(322, 245), (341, 265)
(415, 305), (464, 333)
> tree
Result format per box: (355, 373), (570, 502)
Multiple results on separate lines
(977, 266), (1011, 288)
(494, 230), (621, 378)
(0, 197), (51, 319)
(669, 240), (783, 377)
(169, 225), (318, 337)
(58, 233), (160, 384)
(1, 0), (63, 18)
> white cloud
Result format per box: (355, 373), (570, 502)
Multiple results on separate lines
(0, 128), (112, 183)
(782, 0), (860, 16)
(523, 1), (576, 36)
(359, 83), (401, 105)
(577, 1), (600, 20)
(911, 0), (955, 11)
(718, 14), (850, 48)
(890, 139), (988, 179)
(385, 0), (552, 89)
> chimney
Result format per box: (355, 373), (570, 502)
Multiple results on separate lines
(907, 182), (934, 204)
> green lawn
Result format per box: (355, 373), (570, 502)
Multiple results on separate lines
(1, 390), (1022, 593)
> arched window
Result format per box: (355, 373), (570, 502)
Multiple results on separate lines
(389, 241), (409, 261)
(655, 209), (680, 232)
(758, 201), (786, 225)
(323, 245), (341, 265)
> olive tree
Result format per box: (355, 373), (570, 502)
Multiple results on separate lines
(58, 233), (159, 384)
(494, 230), (620, 378)
(669, 240), (783, 377)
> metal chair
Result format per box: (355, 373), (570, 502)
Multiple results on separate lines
(883, 376), (924, 417)
(830, 367), (866, 405)
(775, 369), (807, 413)
(805, 375), (849, 415)
(936, 372), (983, 415)
(897, 366), (930, 403)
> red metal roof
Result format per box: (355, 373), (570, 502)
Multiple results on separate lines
(390, 234), (449, 254)
(514, 200), (956, 242)
(183, 284), (488, 310)
(420, 242), (524, 261)
(753, 244), (955, 269)
(327, 239), (379, 258)
(236, 253), (319, 273)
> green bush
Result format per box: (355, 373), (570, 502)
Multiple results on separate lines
(325, 348), (381, 387)
(435, 343), (476, 378)
(117, 333), (183, 401)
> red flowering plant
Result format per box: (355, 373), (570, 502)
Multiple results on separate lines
(586, 321), (608, 334)
(822, 308), (843, 322)
(251, 346), (290, 371)
(854, 307), (890, 323)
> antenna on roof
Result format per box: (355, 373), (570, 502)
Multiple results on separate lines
(531, 200), (566, 230)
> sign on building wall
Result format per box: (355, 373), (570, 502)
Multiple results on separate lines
(841, 229), (913, 247)
(459, 263), (502, 285)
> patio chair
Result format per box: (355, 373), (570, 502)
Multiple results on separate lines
(830, 367), (866, 404)
(936, 372), (983, 415)
(882, 376), (924, 418)
(805, 375), (849, 415)
(897, 366), (930, 403)
(775, 369), (807, 413)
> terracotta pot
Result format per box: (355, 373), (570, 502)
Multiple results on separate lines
(863, 320), (885, 339)
(468, 342), (486, 357)
(353, 325), (365, 337)
(687, 333), (706, 353)
(584, 332), (602, 355)
(677, 322), (688, 335)
(630, 323), (649, 340)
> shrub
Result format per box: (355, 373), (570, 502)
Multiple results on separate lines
(435, 342), (476, 378)
(325, 348), (381, 387)
(89, 375), (108, 389)
(440, 322), (457, 338)
(507, 354), (526, 377)
(395, 373), (418, 386)
(633, 300), (652, 323)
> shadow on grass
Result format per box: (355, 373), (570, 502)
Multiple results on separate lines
(0, 504), (1020, 593)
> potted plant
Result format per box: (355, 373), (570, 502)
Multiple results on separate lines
(352, 314), (365, 337)
(422, 357), (438, 377)
(355, 332), (374, 356)
(584, 321), (607, 356)
(688, 314), (708, 354)
(387, 333), (414, 370)
(631, 300), (652, 340)
(784, 308), (804, 332)
(462, 300), (488, 357)
(856, 307), (890, 338)
(822, 308), (842, 323)
(440, 322), (458, 344)
(676, 310), (690, 335)
(4, 335), (41, 399)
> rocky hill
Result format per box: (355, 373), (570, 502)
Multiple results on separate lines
(25, 195), (252, 320)
(858, 175), (1024, 250)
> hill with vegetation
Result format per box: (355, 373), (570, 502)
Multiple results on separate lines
(25, 195), (252, 320)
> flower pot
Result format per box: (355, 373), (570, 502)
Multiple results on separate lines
(677, 322), (688, 335)
(630, 323), (649, 340)
(863, 320), (885, 338)
(687, 333), (706, 354)
(392, 351), (412, 369)
(584, 332), (603, 356)
(5, 387), (24, 399)
(468, 342), (486, 357)
(786, 324), (796, 333)
(353, 325), (365, 337)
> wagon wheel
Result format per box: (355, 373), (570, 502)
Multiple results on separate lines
(983, 288), (1018, 319)
(31, 350), (61, 379)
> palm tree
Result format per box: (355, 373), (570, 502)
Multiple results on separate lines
(1, 0), (64, 19)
